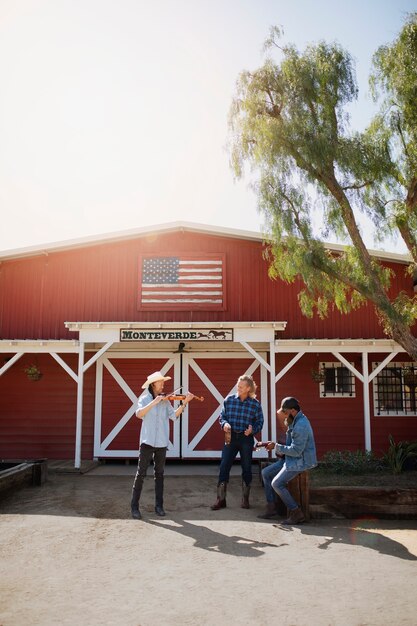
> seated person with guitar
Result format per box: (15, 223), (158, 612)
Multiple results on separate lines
(257, 396), (317, 525)
(257, 414), (293, 519)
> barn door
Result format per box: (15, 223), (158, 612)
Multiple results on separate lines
(180, 352), (269, 458)
(93, 352), (181, 458)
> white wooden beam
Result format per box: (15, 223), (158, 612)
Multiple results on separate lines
(0, 352), (23, 376)
(362, 353), (372, 451)
(368, 351), (400, 382)
(331, 351), (364, 383)
(82, 341), (114, 373)
(239, 341), (271, 372)
(275, 352), (305, 383)
(269, 342), (277, 445)
(50, 352), (78, 383)
(94, 357), (104, 458)
(74, 342), (85, 469)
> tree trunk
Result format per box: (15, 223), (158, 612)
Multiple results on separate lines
(389, 322), (417, 361)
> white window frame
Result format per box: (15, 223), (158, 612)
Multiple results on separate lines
(319, 361), (356, 398)
(372, 361), (417, 417)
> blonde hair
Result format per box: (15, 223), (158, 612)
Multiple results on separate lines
(238, 375), (257, 398)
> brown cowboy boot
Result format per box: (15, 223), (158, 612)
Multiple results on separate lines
(211, 482), (227, 510)
(282, 507), (305, 525)
(241, 482), (251, 509)
(257, 502), (279, 519)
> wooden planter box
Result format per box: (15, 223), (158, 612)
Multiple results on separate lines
(0, 459), (48, 495)
(310, 486), (417, 519)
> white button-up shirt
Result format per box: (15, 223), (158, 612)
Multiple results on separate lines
(136, 389), (176, 448)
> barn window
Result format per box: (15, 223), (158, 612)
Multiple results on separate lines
(319, 362), (356, 398)
(372, 362), (417, 416)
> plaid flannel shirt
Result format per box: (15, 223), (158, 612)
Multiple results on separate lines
(219, 394), (264, 434)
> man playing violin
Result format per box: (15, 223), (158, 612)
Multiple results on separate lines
(130, 371), (194, 520)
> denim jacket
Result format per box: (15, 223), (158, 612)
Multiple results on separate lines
(275, 411), (317, 471)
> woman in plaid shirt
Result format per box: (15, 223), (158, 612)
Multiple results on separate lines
(211, 375), (264, 510)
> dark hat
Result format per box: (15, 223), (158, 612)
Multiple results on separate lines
(280, 397), (300, 411)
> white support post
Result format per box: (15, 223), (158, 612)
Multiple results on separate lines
(270, 342), (277, 444)
(74, 342), (85, 469)
(362, 352), (372, 452)
(260, 361), (268, 453)
(93, 356), (104, 459)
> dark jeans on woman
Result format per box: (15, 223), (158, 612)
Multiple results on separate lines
(131, 443), (167, 507)
(218, 431), (254, 485)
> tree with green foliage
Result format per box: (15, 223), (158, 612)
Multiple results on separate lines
(229, 14), (417, 359)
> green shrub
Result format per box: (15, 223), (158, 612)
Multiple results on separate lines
(319, 449), (385, 474)
(384, 435), (417, 475)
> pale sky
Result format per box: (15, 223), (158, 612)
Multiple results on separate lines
(0, 0), (415, 253)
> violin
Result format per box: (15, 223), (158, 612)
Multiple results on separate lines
(162, 393), (204, 402)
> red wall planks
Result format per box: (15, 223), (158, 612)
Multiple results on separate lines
(1, 230), (413, 340)
(0, 353), (95, 460)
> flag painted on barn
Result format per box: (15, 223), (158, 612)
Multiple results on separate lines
(138, 254), (226, 310)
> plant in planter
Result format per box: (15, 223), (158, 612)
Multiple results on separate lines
(311, 366), (326, 383)
(23, 364), (43, 381)
(319, 449), (385, 474)
(384, 435), (417, 474)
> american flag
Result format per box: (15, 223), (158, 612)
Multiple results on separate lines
(139, 256), (224, 307)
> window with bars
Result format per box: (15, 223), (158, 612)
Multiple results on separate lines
(318, 362), (356, 398)
(372, 362), (417, 416)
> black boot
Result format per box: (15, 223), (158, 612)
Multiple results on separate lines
(130, 487), (142, 520)
(155, 476), (165, 516)
(130, 470), (143, 519)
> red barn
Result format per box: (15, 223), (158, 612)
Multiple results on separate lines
(1, 221), (416, 467)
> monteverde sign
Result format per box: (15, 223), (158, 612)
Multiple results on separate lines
(120, 329), (233, 342)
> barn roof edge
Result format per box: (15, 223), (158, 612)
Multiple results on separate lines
(0, 220), (411, 265)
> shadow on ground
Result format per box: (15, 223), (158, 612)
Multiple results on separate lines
(1, 473), (416, 561)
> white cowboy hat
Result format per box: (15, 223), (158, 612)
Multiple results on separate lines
(142, 371), (171, 389)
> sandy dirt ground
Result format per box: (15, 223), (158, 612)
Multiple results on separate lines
(1, 473), (416, 626)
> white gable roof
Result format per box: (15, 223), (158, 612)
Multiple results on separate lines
(0, 220), (411, 264)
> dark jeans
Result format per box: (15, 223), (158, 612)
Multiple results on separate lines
(131, 443), (167, 507)
(218, 432), (254, 486)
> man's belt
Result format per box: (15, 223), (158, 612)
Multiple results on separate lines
(225, 429), (248, 445)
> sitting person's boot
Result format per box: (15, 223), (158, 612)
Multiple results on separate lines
(241, 482), (251, 509)
(210, 482), (227, 510)
(282, 507), (305, 525)
(257, 502), (279, 519)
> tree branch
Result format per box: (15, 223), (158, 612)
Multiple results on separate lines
(341, 180), (373, 191)
(406, 177), (417, 211)
(395, 114), (410, 160)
